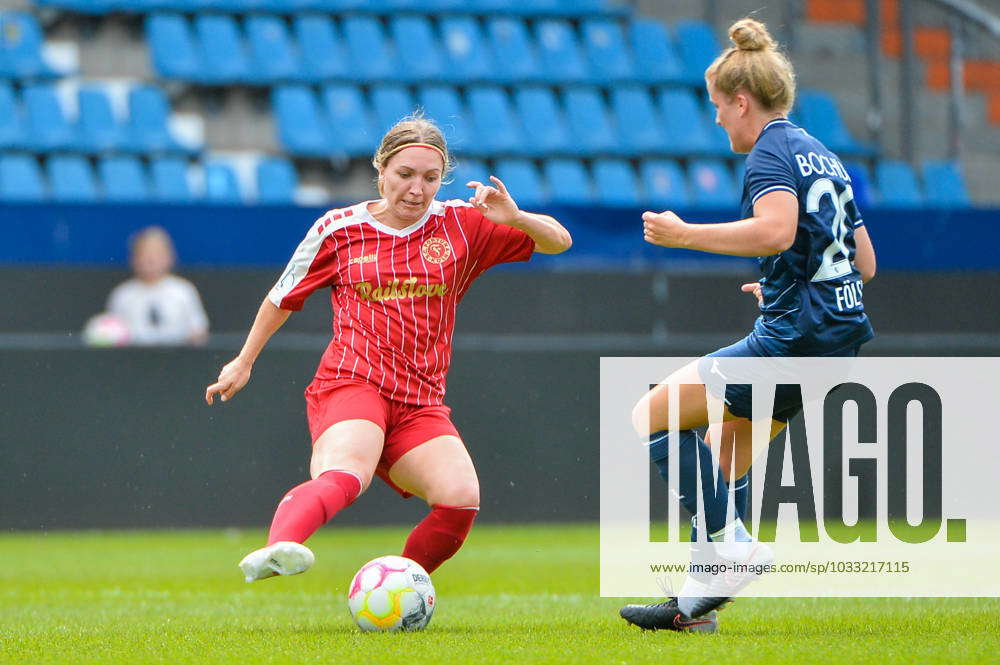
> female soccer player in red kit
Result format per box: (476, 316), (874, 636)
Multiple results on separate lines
(205, 115), (571, 582)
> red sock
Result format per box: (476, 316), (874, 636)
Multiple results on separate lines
(266, 470), (362, 545)
(401, 505), (478, 573)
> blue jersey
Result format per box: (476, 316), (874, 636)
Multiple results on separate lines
(741, 118), (874, 355)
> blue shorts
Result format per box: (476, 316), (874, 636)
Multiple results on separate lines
(699, 334), (861, 423)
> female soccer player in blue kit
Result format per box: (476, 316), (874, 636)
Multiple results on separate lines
(619, 17), (877, 632)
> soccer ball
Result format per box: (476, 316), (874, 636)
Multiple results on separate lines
(82, 312), (130, 347)
(347, 555), (435, 632)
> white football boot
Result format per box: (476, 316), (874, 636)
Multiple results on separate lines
(678, 540), (773, 618)
(238, 541), (315, 583)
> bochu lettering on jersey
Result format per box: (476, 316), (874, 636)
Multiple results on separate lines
(354, 279), (449, 303)
(794, 151), (851, 180)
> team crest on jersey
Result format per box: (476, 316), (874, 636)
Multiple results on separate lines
(422, 237), (451, 264)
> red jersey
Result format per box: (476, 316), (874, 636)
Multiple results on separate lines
(269, 199), (535, 405)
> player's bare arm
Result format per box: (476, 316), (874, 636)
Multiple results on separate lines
(853, 225), (877, 282)
(205, 298), (292, 404)
(466, 176), (572, 255)
(642, 190), (798, 257)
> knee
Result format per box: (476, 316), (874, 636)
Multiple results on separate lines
(429, 476), (480, 508)
(631, 396), (653, 438)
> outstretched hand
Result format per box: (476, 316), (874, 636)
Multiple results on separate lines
(741, 282), (763, 307)
(642, 210), (689, 248)
(205, 356), (252, 405)
(467, 176), (521, 226)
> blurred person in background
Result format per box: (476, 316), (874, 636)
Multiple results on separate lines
(205, 114), (571, 583)
(92, 226), (209, 346)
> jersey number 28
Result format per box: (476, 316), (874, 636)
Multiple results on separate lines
(807, 178), (855, 283)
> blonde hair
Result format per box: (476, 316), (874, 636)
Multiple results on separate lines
(372, 112), (452, 195)
(705, 18), (796, 115)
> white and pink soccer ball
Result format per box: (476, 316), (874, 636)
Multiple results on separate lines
(347, 555), (435, 632)
(82, 312), (130, 347)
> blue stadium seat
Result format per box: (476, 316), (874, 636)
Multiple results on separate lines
(294, 15), (349, 81)
(77, 87), (125, 153)
(843, 161), (874, 210)
(0, 83), (26, 150)
(514, 86), (570, 155)
(22, 83), (79, 152)
(273, 86), (334, 157)
(795, 90), (871, 156)
(656, 88), (715, 155)
(674, 20), (720, 85)
(321, 84), (376, 158)
(640, 159), (690, 209)
(486, 17), (542, 83)
(534, 19), (589, 83)
(593, 158), (640, 207)
(629, 19), (685, 84)
(610, 86), (668, 154)
(688, 159), (737, 207)
(494, 158), (545, 207)
(544, 158), (593, 204)
(438, 157), (487, 202)
(150, 156), (194, 202)
(439, 17), (494, 83)
(389, 17), (444, 83)
(343, 16), (395, 82)
(875, 159), (923, 208)
(562, 88), (618, 156)
(257, 156), (297, 203)
(48, 154), (98, 202)
(33, 0), (114, 14)
(921, 160), (969, 208)
(581, 18), (634, 83)
(194, 15), (250, 84)
(246, 15), (301, 83)
(127, 85), (185, 154)
(146, 14), (202, 81)
(99, 156), (150, 201)
(370, 85), (416, 136)
(0, 153), (44, 200)
(416, 86), (472, 154)
(466, 86), (525, 155)
(203, 160), (242, 203)
(0, 12), (56, 79)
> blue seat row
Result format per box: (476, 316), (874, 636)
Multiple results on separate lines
(273, 84), (730, 159)
(0, 12), (68, 79)
(36, 0), (628, 18)
(848, 158), (969, 209)
(147, 13), (704, 86)
(438, 157), (740, 209)
(0, 153), (297, 202)
(0, 82), (197, 154)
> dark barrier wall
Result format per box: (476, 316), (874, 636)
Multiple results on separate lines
(0, 347), (602, 530)
(1, 202), (999, 270)
(2, 267), (999, 338)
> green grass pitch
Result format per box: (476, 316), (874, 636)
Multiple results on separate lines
(2, 525), (997, 664)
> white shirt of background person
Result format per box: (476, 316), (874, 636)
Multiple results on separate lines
(107, 226), (209, 346)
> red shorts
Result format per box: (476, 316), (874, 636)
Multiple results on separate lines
(304, 379), (460, 498)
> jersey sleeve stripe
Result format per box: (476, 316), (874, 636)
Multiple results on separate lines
(751, 184), (798, 205)
(853, 218), (865, 227)
(268, 211), (351, 309)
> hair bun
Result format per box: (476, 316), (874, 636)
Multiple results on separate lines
(729, 18), (775, 51)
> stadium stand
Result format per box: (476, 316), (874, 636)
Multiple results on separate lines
(0, 0), (991, 210)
